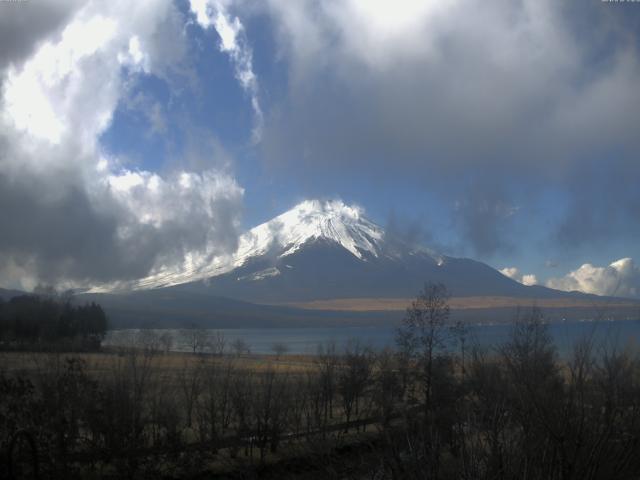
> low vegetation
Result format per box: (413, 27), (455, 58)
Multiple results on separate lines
(1, 284), (640, 479)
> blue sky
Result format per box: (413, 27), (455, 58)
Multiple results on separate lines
(1, 0), (639, 297)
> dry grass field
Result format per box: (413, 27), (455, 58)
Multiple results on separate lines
(280, 295), (640, 311)
(0, 350), (320, 377)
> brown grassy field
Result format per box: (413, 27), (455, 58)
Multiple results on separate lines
(0, 350), (320, 376)
(279, 295), (640, 311)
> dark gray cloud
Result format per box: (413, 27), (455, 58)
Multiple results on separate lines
(254, 0), (640, 257)
(261, 1), (639, 170)
(0, 132), (243, 290)
(555, 163), (640, 254)
(0, 168), (128, 283)
(452, 182), (518, 258)
(382, 210), (429, 254)
(0, 0), (83, 73)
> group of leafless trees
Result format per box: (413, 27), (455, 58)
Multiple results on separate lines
(371, 283), (640, 479)
(1, 339), (382, 478)
(2, 283), (640, 479)
(118, 327), (253, 357)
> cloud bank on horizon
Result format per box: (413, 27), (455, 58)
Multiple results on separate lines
(547, 258), (640, 299)
(0, 0), (639, 298)
(500, 258), (640, 298)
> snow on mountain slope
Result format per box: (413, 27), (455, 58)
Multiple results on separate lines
(90, 199), (419, 292)
(237, 199), (385, 260)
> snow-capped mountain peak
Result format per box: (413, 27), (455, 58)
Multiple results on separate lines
(237, 199), (385, 261)
(90, 199), (389, 292)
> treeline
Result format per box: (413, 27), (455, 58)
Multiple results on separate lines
(1, 284), (640, 479)
(0, 293), (108, 350)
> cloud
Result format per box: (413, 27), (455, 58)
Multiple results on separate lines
(500, 267), (519, 280)
(241, 0), (640, 257)
(554, 163), (640, 254)
(0, 0), (244, 290)
(381, 210), (433, 258)
(453, 182), (519, 257)
(500, 267), (538, 286)
(0, 0), (84, 73)
(268, 0), (640, 167)
(189, 0), (263, 142)
(546, 258), (640, 298)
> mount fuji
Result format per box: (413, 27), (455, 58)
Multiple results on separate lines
(80, 200), (637, 327)
(103, 200), (576, 302)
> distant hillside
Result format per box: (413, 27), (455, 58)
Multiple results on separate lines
(283, 296), (640, 312)
(78, 288), (399, 329)
(78, 288), (640, 329)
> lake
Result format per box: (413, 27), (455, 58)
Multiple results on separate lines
(104, 319), (640, 357)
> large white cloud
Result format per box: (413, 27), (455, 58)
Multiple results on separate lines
(546, 258), (640, 298)
(0, 0), (244, 290)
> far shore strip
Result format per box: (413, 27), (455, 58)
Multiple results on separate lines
(273, 296), (640, 312)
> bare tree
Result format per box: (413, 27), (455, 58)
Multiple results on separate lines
(158, 331), (173, 354)
(210, 330), (226, 356)
(316, 341), (338, 427)
(450, 320), (470, 378)
(251, 368), (290, 461)
(338, 339), (373, 431)
(178, 358), (203, 428)
(230, 370), (253, 457)
(271, 342), (289, 359)
(183, 328), (208, 355)
(231, 338), (250, 357)
(196, 359), (235, 448)
(136, 329), (161, 354)
(393, 282), (453, 479)
(396, 282), (451, 414)
(372, 348), (401, 430)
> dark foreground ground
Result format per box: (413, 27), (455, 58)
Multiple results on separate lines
(3, 315), (640, 479)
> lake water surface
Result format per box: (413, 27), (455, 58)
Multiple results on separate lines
(104, 319), (640, 356)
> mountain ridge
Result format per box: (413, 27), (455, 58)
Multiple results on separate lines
(80, 199), (638, 315)
(137, 199), (610, 304)
(91, 199), (437, 292)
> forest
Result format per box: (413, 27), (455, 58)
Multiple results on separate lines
(0, 293), (108, 351)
